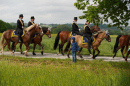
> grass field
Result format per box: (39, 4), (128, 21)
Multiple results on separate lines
(0, 34), (128, 57)
(0, 56), (130, 86)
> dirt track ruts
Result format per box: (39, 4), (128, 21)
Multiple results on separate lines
(0, 51), (130, 62)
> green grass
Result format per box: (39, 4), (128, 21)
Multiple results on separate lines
(0, 34), (128, 57)
(0, 56), (130, 86)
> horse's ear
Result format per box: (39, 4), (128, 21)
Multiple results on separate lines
(97, 23), (98, 26)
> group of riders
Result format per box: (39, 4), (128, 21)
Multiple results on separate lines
(16, 14), (92, 53)
(72, 17), (92, 54)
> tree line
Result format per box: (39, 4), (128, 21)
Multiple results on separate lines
(0, 19), (130, 35)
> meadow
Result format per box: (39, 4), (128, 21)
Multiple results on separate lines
(0, 56), (130, 86)
(1, 34), (125, 57)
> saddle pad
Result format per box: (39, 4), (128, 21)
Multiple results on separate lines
(82, 37), (95, 44)
(11, 30), (25, 37)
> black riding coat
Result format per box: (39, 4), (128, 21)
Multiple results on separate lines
(84, 25), (92, 38)
(28, 21), (35, 27)
(72, 22), (80, 34)
(16, 19), (24, 33)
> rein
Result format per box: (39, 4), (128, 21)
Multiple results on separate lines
(95, 33), (107, 43)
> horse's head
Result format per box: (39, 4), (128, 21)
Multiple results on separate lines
(42, 27), (51, 38)
(35, 24), (43, 35)
(91, 24), (101, 33)
(105, 30), (111, 42)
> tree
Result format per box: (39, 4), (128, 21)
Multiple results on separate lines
(74, 0), (130, 30)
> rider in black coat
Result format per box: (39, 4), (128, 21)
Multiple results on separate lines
(16, 14), (24, 42)
(28, 16), (35, 27)
(72, 17), (81, 35)
(84, 20), (92, 54)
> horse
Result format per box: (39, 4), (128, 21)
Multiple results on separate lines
(64, 31), (111, 59)
(113, 35), (130, 59)
(0, 24), (43, 56)
(122, 35), (130, 61)
(14, 27), (51, 55)
(53, 24), (101, 55)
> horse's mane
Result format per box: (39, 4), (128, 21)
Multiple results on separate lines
(25, 24), (36, 32)
(93, 31), (104, 38)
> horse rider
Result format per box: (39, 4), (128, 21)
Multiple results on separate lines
(16, 14), (24, 42)
(84, 20), (92, 54)
(72, 17), (82, 36)
(28, 16), (35, 27)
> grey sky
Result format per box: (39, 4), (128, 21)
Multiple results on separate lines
(0, 0), (86, 24)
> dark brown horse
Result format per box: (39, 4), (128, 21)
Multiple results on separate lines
(113, 35), (130, 58)
(53, 24), (101, 55)
(122, 35), (130, 61)
(0, 24), (43, 56)
(16, 27), (51, 55)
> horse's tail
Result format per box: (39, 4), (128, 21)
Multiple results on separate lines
(64, 37), (71, 52)
(11, 42), (15, 51)
(113, 35), (122, 53)
(0, 32), (5, 49)
(53, 31), (61, 50)
(124, 35), (130, 54)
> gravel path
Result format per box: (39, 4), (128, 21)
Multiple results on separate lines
(0, 51), (130, 62)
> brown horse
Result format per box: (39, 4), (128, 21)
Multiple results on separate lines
(122, 35), (130, 61)
(53, 24), (101, 55)
(113, 35), (130, 58)
(0, 24), (43, 56)
(65, 31), (111, 59)
(14, 27), (51, 55)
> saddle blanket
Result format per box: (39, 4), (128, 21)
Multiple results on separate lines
(11, 30), (25, 37)
(82, 37), (95, 44)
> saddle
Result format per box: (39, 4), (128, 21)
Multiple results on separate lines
(82, 36), (95, 44)
(11, 30), (25, 38)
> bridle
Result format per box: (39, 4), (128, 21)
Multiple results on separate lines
(95, 32), (108, 43)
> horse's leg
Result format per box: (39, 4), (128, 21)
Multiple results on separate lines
(6, 40), (13, 55)
(78, 51), (83, 58)
(79, 47), (83, 52)
(61, 42), (65, 56)
(113, 46), (121, 58)
(92, 49), (95, 59)
(94, 48), (100, 58)
(125, 50), (130, 62)
(57, 44), (61, 55)
(1, 42), (7, 54)
(13, 42), (18, 53)
(23, 43), (30, 56)
(121, 46), (125, 58)
(20, 43), (23, 54)
(67, 48), (71, 58)
(38, 43), (43, 55)
(32, 43), (37, 55)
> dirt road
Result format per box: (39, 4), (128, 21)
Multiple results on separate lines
(0, 51), (129, 62)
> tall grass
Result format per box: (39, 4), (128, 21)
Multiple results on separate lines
(0, 56), (130, 86)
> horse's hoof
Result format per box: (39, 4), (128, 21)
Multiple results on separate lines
(90, 54), (93, 58)
(11, 52), (14, 55)
(92, 57), (95, 59)
(41, 51), (43, 55)
(80, 56), (83, 58)
(62, 53), (64, 56)
(21, 52), (23, 54)
(32, 52), (36, 55)
(67, 54), (70, 58)
(57, 52), (59, 55)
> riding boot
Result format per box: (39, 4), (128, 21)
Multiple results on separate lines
(18, 34), (22, 42)
(87, 38), (92, 54)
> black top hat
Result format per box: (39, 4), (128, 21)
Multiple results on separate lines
(19, 14), (23, 18)
(74, 17), (78, 20)
(31, 16), (35, 19)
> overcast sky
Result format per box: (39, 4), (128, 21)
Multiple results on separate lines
(0, 0), (87, 24)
